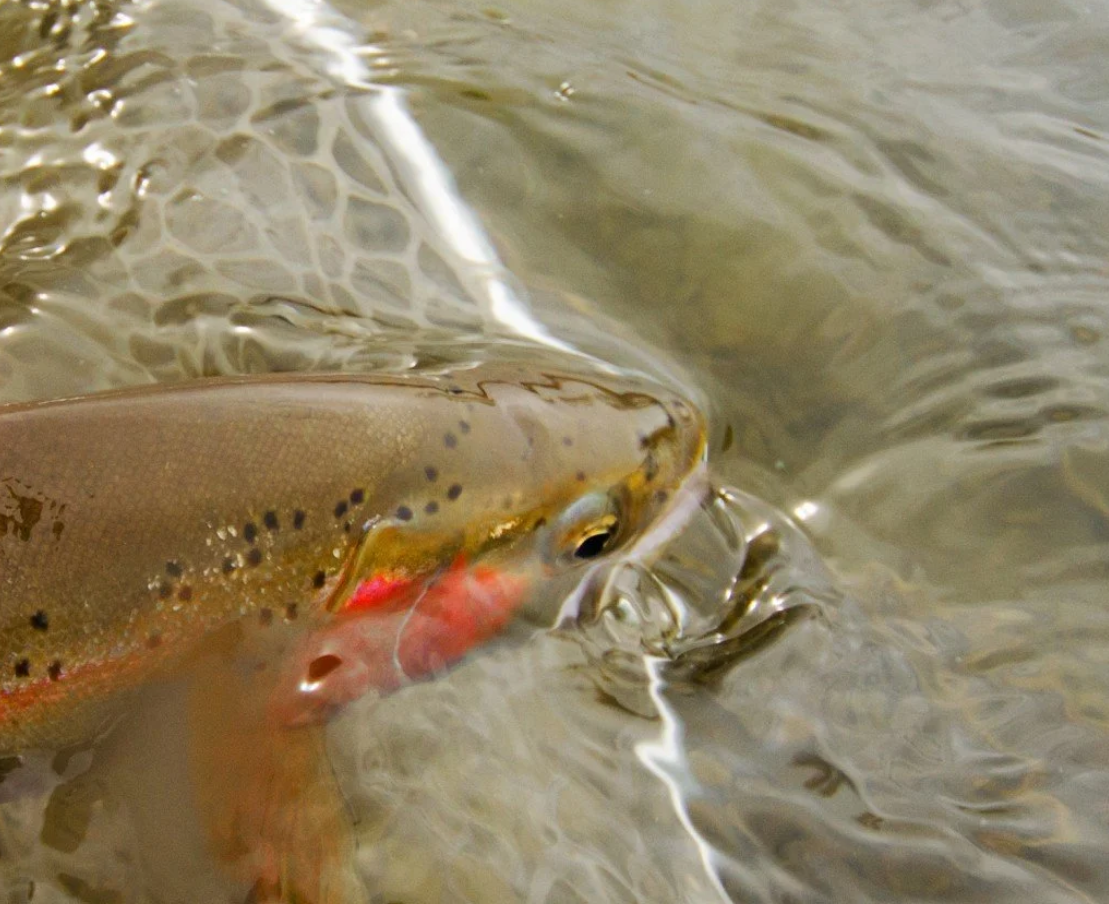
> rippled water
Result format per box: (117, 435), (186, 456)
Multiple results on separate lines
(2, 0), (1109, 901)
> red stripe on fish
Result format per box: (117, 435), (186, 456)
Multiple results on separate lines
(340, 572), (416, 615)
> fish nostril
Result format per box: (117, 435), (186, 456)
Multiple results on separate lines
(307, 654), (342, 682)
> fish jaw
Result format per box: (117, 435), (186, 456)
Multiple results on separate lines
(267, 558), (530, 727)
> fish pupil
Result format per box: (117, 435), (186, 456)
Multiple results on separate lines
(574, 531), (613, 560)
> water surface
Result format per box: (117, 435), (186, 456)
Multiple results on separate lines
(2, 0), (1108, 901)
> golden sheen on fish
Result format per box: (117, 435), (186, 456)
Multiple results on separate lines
(0, 364), (706, 753)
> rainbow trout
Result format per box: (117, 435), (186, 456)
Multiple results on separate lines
(0, 363), (704, 899)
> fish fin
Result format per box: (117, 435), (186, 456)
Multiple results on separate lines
(187, 636), (366, 904)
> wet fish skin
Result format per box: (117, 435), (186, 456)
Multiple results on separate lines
(0, 364), (706, 752)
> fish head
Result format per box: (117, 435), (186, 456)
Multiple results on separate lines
(341, 363), (709, 598)
(271, 364), (707, 726)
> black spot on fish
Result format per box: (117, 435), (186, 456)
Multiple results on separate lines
(244, 522), (258, 544)
(29, 610), (49, 632)
(721, 423), (734, 453)
(178, 585), (193, 602)
(222, 556), (237, 574)
(425, 501), (439, 515)
(246, 548), (263, 567)
(14, 659), (29, 679)
(259, 608), (274, 626)
(312, 570), (326, 589)
(444, 432), (458, 449)
(447, 483), (463, 501)
(263, 510), (279, 531)
(447, 385), (464, 395)
(343, 521), (352, 533)
(47, 661), (62, 682)
(396, 506), (413, 522)
(350, 489), (365, 505)
(535, 517), (547, 530)
(334, 500), (348, 519)
(293, 509), (306, 530)
(157, 583), (172, 600)
(165, 561), (183, 578)
(644, 451), (659, 481)
(307, 654), (341, 682)
(576, 471), (586, 482)
(285, 603), (298, 622)
(562, 436), (573, 447)
(637, 432), (649, 448)
(654, 490), (670, 505)
(425, 466), (438, 483)
(146, 633), (162, 650)
(459, 420), (471, 434)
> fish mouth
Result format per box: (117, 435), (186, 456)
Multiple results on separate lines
(627, 460), (713, 562)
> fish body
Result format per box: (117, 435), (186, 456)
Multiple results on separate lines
(0, 364), (706, 752)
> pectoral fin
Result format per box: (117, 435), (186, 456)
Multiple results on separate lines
(186, 629), (366, 904)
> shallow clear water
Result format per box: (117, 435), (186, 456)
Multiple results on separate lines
(2, 0), (1109, 901)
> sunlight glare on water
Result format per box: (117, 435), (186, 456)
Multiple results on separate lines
(2, 0), (1109, 901)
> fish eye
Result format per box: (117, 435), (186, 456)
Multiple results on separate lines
(546, 491), (623, 565)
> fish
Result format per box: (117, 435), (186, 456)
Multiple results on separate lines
(0, 362), (705, 902)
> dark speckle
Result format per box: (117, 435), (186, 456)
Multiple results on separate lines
(350, 488), (365, 505)
(444, 432), (458, 449)
(243, 522), (258, 544)
(307, 654), (342, 682)
(576, 471), (586, 482)
(146, 633), (162, 650)
(425, 501), (439, 515)
(654, 490), (670, 505)
(535, 517), (547, 530)
(343, 521), (352, 533)
(459, 420), (471, 434)
(178, 585), (193, 602)
(246, 547), (263, 567)
(285, 603), (298, 622)
(47, 661), (62, 682)
(14, 659), (29, 679)
(447, 385), (464, 395)
(263, 510), (279, 531)
(447, 483), (463, 501)
(644, 451), (659, 481)
(293, 509), (306, 530)
(637, 432), (649, 448)
(165, 560), (183, 578)
(29, 610), (49, 632)
(312, 570), (326, 589)
(424, 466), (438, 482)
(334, 500), (348, 519)
(157, 582), (172, 600)
(222, 556), (237, 574)
(396, 505), (413, 522)
(562, 436), (573, 447)
(259, 608), (274, 626)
